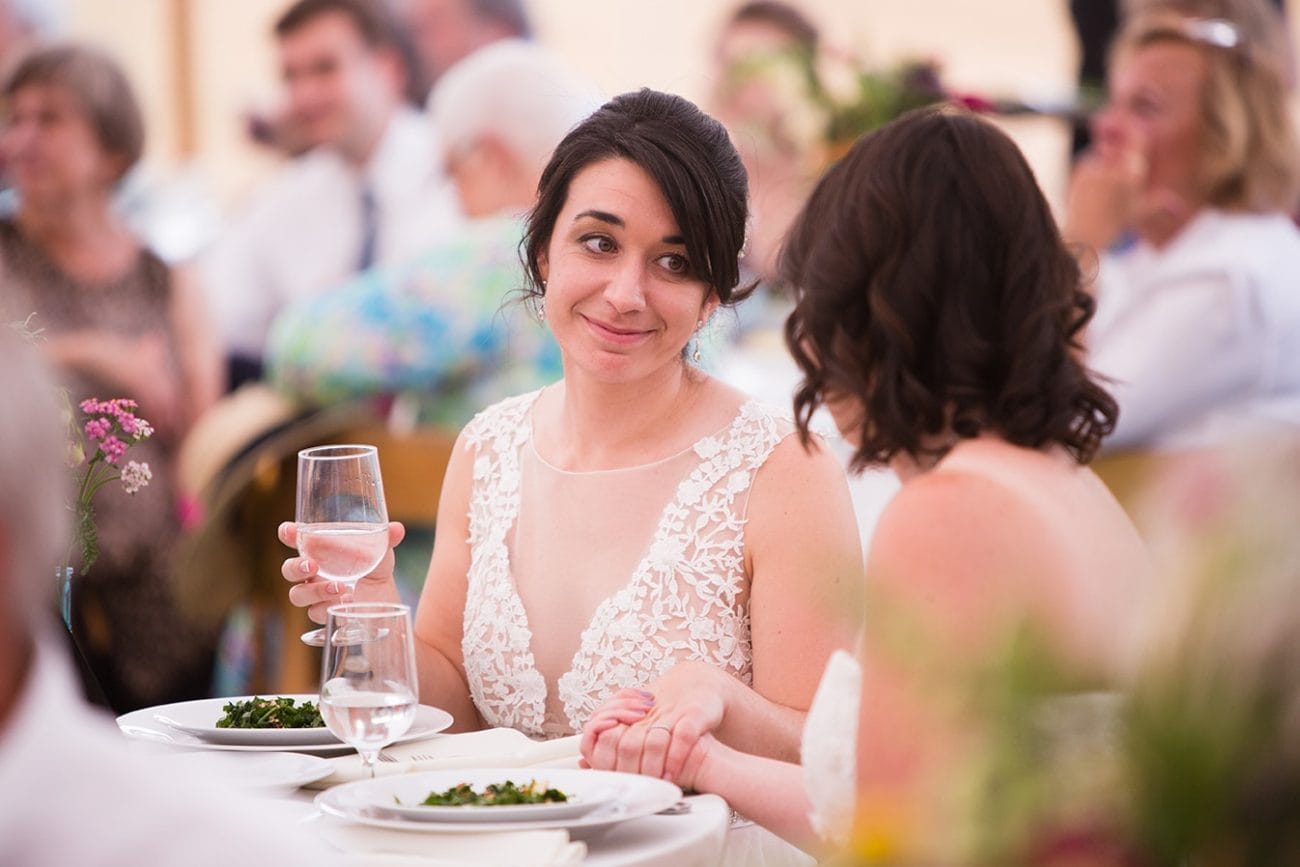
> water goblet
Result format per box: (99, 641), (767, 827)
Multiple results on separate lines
(296, 444), (388, 646)
(320, 602), (419, 778)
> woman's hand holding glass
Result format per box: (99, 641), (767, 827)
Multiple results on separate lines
(285, 444), (394, 646)
(320, 602), (420, 778)
(280, 520), (406, 625)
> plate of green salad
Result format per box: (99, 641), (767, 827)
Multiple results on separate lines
(125, 694), (453, 748)
(316, 768), (681, 833)
(151, 694), (336, 746)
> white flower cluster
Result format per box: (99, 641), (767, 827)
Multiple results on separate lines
(120, 460), (152, 495)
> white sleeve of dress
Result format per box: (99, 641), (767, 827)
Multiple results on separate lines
(1088, 262), (1264, 451)
(800, 649), (862, 847)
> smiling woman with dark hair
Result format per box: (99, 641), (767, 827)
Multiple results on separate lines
(281, 91), (865, 859)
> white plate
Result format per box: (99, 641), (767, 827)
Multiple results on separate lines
(151, 750), (333, 792)
(383, 776), (617, 823)
(316, 768), (681, 837)
(118, 702), (453, 754)
(153, 694), (335, 746)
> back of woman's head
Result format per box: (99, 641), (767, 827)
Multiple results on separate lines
(522, 88), (751, 305)
(783, 105), (1117, 469)
(3, 42), (144, 181)
(1117, 0), (1300, 211)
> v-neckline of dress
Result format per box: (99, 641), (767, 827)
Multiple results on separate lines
(497, 390), (760, 733)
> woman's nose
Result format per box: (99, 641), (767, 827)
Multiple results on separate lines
(604, 263), (647, 312)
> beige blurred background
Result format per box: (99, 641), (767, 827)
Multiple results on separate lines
(54, 0), (1297, 227)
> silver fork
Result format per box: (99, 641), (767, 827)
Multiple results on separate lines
(376, 752), (436, 763)
(656, 800), (692, 815)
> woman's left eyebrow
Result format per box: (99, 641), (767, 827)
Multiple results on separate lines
(573, 209), (685, 245)
(575, 209), (623, 226)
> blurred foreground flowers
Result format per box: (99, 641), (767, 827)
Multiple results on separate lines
(841, 442), (1300, 865)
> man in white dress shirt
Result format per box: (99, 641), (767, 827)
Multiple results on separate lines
(203, 0), (461, 387)
(0, 328), (338, 865)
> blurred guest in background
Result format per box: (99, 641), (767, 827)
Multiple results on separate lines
(390, 0), (531, 97)
(0, 43), (222, 711)
(0, 327), (333, 865)
(0, 0), (64, 202)
(202, 0), (460, 389)
(266, 39), (599, 425)
(709, 1), (822, 290)
(1065, 0), (1300, 451)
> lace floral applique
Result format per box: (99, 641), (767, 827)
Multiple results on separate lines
(461, 394), (790, 737)
(557, 401), (786, 731)
(461, 392), (547, 733)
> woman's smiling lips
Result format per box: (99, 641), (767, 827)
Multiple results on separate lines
(582, 314), (654, 346)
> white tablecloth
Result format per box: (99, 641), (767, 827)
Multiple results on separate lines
(176, 729), (730, 866)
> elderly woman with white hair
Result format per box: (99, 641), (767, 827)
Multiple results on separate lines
(266, 39), (601, 423)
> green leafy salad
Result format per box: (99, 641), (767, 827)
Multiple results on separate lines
(215, 696), (324, 729)
(412, 780), (570, 807)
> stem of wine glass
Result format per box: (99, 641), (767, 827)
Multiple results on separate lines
(360, 749), (379, 779)
(300, 582), (360, 646)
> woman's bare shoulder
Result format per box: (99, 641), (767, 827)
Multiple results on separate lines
(869, 446), (1067, 580)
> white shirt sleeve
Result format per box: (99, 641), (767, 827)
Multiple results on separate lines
(199, 214), (276, 358)
(1089, 262), (1263, 451)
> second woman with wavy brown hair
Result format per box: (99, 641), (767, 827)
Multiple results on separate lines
(584, 105), (1152, 859)
(780, 104), (1151, 852)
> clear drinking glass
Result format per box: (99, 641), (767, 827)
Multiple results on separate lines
(296, 444), (389, 646)
(320, 602), (419, 778)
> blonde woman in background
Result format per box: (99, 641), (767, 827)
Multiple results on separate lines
(1065, 0), (1300, 451)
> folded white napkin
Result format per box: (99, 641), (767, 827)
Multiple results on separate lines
(314, 814), (587, 866)
(312, 729), (582, 788)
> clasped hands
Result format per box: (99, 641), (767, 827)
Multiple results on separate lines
(579, 659), (736, 792)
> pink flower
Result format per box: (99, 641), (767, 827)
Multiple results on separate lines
(68, 396), (155, 573)
(99, 435), (128, 466)
(84, 417), (111, 442)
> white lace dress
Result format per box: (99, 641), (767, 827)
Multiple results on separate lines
(800, 649), (863, 846)
(459, 389), (792, 738)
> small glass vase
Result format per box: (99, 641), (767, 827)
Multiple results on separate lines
(57, 565), (73, 630)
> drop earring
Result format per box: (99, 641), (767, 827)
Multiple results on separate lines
(692, 319), (704, 363)
(537, 282), (546, 320)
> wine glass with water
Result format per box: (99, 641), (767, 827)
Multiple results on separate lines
(296, 444), (389, 647)
(320, 602), (419, 778)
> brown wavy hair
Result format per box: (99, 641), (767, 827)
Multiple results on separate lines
(783, 105), (1117, 470)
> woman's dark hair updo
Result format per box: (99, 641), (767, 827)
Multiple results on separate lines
(522, 88), (753, 306)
